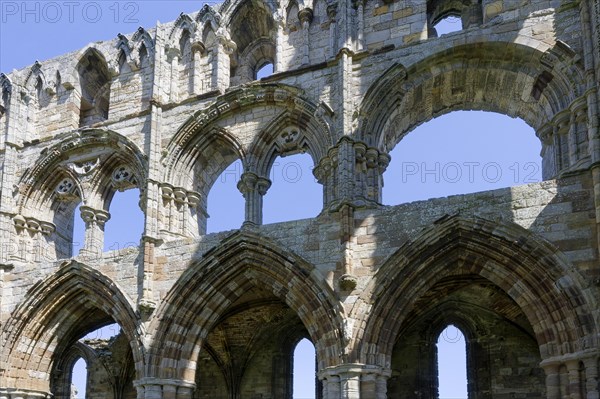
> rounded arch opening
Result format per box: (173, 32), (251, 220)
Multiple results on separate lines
(72, 202), (85, 256)
(383, 111), (541, 205)
(2, 262), (143, 393)
(427, 0), (482, 37)
(437, 324), (468, 399)
(256, 61), (274, 80)
(71, 357), (87, 399)
(293, 338), (317, 399)
(227, 0), (277, 85)
(385, 274), (545, 398)
(433, 14), (463, 36)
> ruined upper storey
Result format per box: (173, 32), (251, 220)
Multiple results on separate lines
(0, 1), (587, 140)
(0, 0), (597, 261)
(1, 1), (600, 397)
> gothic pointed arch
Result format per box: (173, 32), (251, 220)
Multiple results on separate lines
(0, 73), (12, 120)
(146, 231), (346, 382)
(219, 0), (278, 27)
(164, 83), (333, 188)
(351, 216), (598, 366)
(17, 129), (146, 213)
(168, 13), (197, 47)
(196, 4), (222, 29)
(23, 61), (49, 94)
(14, 129), (146, 258)
(115, 34), (139, 73)
(0, 261), (144, 392)
(50, 341), (98, 399)
(220, 0), (278, 84)
(247, 99), (333, 177)
(132, 26), (155, 61)
(76, 47), (114, 126)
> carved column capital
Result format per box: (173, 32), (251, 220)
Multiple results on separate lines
(237, 172), (258, 195)
(191, 41), (206, 54)
(80, 205), (111, 227)
(165, 46), (181, 62)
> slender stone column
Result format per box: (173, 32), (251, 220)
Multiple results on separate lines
(79, 206), (110, 258)
(275, 13), (285, 73)
(375, 375), (387, 399)
(340, 372), (360, 399)
(328, 4), (338, 58)
(215, 29), (236, 93)
(583, 356), (599, 399)
(566, 359), (583, 399)
(237, 172), (271, 226)
(319, 364), (391, 399)
(542, 363), (561, 399)
(299, 8), (313, 65)
(166, 47), (181, 103)
(352, 0), (365, 51)
(191, 41), (205, 95)
(568, 112), (578, 167)
(323, 375), (341, 399)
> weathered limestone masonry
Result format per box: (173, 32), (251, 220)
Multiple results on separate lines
(1, 0), (600, 397)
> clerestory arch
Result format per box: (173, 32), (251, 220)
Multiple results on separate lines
(15, 129), (146, 258)
(358, 41), (587, 180)
(165, 83), (333, 189)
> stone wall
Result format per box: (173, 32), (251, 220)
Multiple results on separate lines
(1, 0), (599, 398)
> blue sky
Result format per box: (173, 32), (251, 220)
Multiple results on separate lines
(1, 3), (542, 398)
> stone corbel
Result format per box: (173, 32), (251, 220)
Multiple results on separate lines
(160, 182), (174, 202)
(216, 28), (237, 55)
(191, 41), (206, 55)
(354, 142), (367, 172)
(298, 8), (314, 26)
(161, 183), (204, 210)
(13, 215), (55, 236)
(165, 45), (182, 63)
(327, 3), (338, 22)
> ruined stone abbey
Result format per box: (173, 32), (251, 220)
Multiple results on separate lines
(1, 0), (600, 397)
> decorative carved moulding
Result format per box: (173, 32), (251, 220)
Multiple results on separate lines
(13, 214), (56, 236)
(159, 182), (202, 208)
